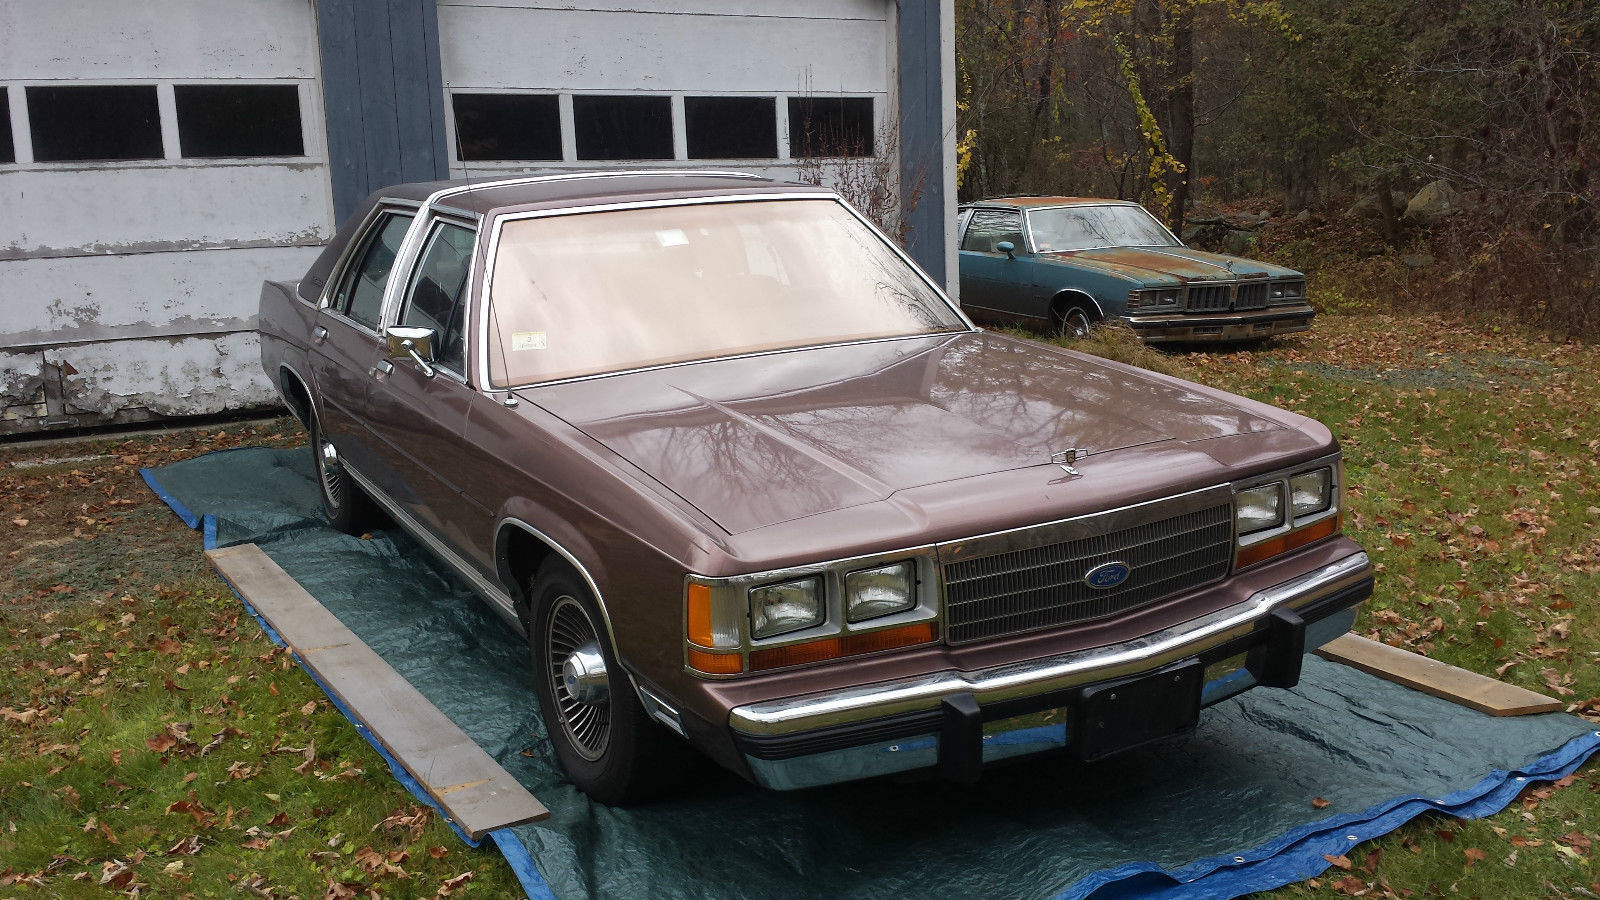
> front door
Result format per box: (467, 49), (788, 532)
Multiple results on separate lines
(365, 219), (490, 566)
(309, 209), (415, 477)
(957, 208), (1034, 322)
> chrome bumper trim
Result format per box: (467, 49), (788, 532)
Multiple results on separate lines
(729, 551), (1370, 737)
(1126, 305), (1314, 328)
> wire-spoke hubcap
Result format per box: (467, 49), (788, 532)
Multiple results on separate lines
(545, 595), (611, 761)
(317, 438), (345, 509)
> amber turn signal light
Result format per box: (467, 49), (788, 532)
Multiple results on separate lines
(686, 645), (743, 675)
(749, 622), (938, 672)
(686, 582), (715, 647)
(1235, 517), (1339, 569)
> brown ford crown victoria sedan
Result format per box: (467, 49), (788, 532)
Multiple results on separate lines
(259, 171), (1373, 805)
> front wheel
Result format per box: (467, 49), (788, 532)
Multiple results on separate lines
(1053, 305), (1097, 340)
(527, 561), (685, 805)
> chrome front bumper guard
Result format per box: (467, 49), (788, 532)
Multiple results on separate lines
(730, 551), (1371, 788)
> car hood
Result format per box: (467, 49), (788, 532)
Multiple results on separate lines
(525, 331), (1288, 534)
(1043, 246), (1302, 284)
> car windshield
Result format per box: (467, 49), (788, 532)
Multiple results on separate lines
(485, 198), (965, 387)
(1026, 205), (1179, 253)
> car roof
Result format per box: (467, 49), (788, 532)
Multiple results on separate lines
(962, 196), (1140, 210)
(376, 170), (833, 218)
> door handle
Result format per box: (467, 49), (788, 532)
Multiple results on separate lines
(311, 325), (329, 344)
(368, 360), (394, 378)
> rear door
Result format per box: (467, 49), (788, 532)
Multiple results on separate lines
(310, 208), (415, 477)
(364, 217), (492, 567)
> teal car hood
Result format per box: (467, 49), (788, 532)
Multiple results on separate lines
(1042, 246), (1301, 284)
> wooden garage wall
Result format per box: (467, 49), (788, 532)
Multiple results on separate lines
(0, 0), (334, 434)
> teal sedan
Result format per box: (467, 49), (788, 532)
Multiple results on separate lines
(956, 197), (1314, 342)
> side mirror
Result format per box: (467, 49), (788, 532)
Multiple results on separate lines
(996, 241), (1017, 259)
(384, 325), (437, 377)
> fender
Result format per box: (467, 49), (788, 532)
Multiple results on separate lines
(492, 510), (616, 649)
(1050, 288), (1106, 322)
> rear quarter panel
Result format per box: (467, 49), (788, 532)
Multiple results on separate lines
(257, 278), (319, 419)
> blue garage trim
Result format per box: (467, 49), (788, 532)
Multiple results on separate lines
(897, 0), (948, 286)
(316, 0), (452, 223)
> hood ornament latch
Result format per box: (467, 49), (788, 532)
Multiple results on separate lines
(1050, 448), (1089, 477)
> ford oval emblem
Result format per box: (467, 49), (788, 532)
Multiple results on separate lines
(1084, 561), (1131, 590)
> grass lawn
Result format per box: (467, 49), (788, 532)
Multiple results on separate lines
(2, 312), (1596, 899)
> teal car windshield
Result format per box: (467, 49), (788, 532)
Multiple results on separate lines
(1028, 205), (1180, 253)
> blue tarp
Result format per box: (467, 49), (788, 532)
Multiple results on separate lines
(143, 446), (1599, 900)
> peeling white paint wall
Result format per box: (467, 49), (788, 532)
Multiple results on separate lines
(0, 0), (332, 434)
(435, 0), (900, 193)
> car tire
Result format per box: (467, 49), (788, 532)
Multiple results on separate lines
(526, 560), (685, 805)
(1053, 305), (1097, 340)
(308, 407), (382, 535)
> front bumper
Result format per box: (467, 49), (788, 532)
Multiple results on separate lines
(1126, 305), (1314, 342)
(729, 551), (1372, 789)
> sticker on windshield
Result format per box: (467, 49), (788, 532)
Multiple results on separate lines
(511, 331), (548, 351)
(655, 229), (689, 247)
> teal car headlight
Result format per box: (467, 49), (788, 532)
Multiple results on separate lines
(1270, 280), (1306, 302)
(1128, 288), (1181, 310)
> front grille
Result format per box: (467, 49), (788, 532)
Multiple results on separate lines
(1185, 283), (1232, 311)
(1235, 281), (1269, 310)
(942, 504), (1233, 644)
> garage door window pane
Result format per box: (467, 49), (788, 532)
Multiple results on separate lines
(0, 89), (13, 164)
(453, 94), (561, 162)
(28, 85), (162, 162)
(788, 97), (873, 158)
(685, 97), (776, 159)
(574, 95), (672, 161)
(175, 84), (304, 158)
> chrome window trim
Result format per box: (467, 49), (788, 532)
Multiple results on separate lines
(317, 201), (420, 310)
(322, 207), (420, 338)
(728, 550), (1371, 737)
(387, 216), (479, 385)
(472, 192), (976, 392)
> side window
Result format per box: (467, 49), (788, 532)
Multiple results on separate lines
(398, 223), (476, 374)
(955, 209), (973, 244)
(960, 209), (1024, 253)
(330, 213), (414, 329)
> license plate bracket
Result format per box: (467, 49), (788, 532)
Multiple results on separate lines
(1076, 661), (1204, 761)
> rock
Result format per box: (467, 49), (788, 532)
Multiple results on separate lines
(1344, 192), (1409, 219)
(1404, 180), (1461, 224)
(1223, 229), (1258, 255)
(1402, 253), (1435, 268)
(1294, 209), (1312, 223)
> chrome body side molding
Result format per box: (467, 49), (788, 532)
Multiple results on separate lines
(341, 463), (521, 627)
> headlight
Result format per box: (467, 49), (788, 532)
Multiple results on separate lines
(1128, 288), (1181, 310)
(845, 561), (917, 623)
(1270, 280), (1305, 302)
(1290, 468), (1333, 517)
(749, 577), (824, 639)
(1235, 482), (1284, 534)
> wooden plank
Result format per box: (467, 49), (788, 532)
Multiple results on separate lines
(1314, 634), (1563, 717)
(205, 543), (549, 837)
